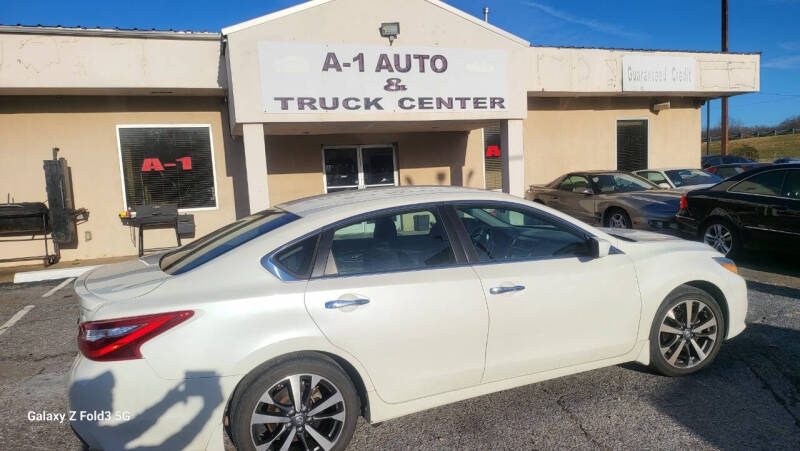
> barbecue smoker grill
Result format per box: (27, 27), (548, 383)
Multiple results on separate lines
(0, 155), (88, 266)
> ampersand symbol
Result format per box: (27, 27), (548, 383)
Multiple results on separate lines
(383, 78), (407, 92)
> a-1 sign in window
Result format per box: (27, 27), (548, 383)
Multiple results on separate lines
(117, 126), (217, 210)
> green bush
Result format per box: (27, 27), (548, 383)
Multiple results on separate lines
(733, 144), (759, 160)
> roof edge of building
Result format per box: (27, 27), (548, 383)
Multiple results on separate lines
(0, 24), (222, 41)
(530, 44), (760, 56)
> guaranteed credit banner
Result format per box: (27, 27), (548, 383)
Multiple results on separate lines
(257, 41), (509, 114)
(622, 54), (696, 92)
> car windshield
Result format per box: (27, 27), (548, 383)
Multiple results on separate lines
(590, 173), (657, 193)
(160, 210), (298, 275)
(664, 169), (722, 187)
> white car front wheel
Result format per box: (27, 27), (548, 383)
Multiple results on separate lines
(649, 286), (725, 377)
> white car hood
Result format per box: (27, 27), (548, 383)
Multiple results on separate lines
(599, 228), (684, 242)
(599, 227), (715, 255)
(75, 254), (167, 313)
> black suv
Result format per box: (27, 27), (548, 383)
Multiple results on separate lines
(676, 164), (800, 257)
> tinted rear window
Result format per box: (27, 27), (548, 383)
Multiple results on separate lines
(160, 210), (299, 275)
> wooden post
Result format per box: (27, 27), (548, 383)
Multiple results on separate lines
(721, 0), (729, 156)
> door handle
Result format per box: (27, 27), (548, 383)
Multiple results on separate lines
(489, 285), (525, 295)
(325, 299), (370, 309)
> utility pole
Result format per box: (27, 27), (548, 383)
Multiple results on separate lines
(706, 101), (711, 155)
(721, 0), (729, 156)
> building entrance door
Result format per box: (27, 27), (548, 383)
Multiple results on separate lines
(322, 145), (397, 193)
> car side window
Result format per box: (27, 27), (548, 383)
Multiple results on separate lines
(782, 170), (800, 199)
(730, 170), (786, 196)
(558, 177), (573, 192)
(567, 175), (592, 193)
(273, 235), (319, 279)
(641, 171), (668, 185)
(456, 206), (589, 263)
(326, 209), (455, 276)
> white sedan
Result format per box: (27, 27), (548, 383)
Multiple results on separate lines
(68, 186), (746, 451)
(634, 168), (723, 191)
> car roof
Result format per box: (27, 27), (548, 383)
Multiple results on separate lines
(277, 185), (507, 217)
(720, 162), (800, 182)
(635, 167), (704, 172)
(711, 162), (767, 168)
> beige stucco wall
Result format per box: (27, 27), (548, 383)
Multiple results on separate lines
(265, 130), (485, 205)
(528, 47), (760, 96)
(0, 96), (245, 265)
(523, 97), (701, 186)
(0, 31), (224, 94)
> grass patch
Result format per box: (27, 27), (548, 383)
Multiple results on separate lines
(702, 134), (800, 161)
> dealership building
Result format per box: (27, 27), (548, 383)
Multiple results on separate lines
(0, 0), (759, 263)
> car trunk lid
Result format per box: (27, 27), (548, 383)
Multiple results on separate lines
(75, 254), (167, 316)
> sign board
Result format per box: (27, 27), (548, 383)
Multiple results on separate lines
(622, 55), (695, 92)
(257, 41), (508, 114)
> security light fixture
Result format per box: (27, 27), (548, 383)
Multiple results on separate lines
(380, 22), (400, 45)
(651, 101), (671, 113)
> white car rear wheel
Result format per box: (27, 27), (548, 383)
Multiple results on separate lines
(230, 356), (360, 451)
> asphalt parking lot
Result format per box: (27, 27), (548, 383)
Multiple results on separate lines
(0, 255), (798, 450)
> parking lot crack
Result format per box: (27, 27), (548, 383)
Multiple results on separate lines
(0, 351), (75, 363)
(556, 395), (606, 449)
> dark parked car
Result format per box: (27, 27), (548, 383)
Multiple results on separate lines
(701, 154), (754, 169)
(526, 171), (682, 231)
(774, 157), (800, 164)
(676, 163), (800, 257)
(705, 162), (768, 179)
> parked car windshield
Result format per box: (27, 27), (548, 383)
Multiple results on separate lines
(664, 169), (722, 187)
(590, 173), (657, 193)
(160, 210), (298, 275)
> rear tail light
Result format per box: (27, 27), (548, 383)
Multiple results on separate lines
(679, 194), (688, 210)
(707, 167), (718, 174)
(78, 311), (193, 361)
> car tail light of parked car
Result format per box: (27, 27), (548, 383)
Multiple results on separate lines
(78, 310), (193, 361)
(679, 194), (688, 210)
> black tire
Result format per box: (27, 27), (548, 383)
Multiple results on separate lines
(230, 355), (360, 451)
(603, 208), (632, 229)
(700, 217), (742, 258)
(649, 285), (726, 377)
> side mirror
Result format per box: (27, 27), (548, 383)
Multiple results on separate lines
(657, 182), (671, 189)
(589, 237), (612, 258)
(579, 188), (594, 195)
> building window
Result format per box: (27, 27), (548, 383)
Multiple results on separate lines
(322, 145), (397, 193)
(617, 120), (648, 172)
(483, 124), (502, 190)
(117, 125), (217, 210)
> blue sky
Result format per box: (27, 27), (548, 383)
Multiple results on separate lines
(3, 0), (800, 127)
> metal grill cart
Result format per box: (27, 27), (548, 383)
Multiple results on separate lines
(0, 202), (59, 265)
(120, 204), (195, 257)
(0, 152), (88, 266)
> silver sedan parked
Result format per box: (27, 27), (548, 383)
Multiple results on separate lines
(526, 171), (683, 231)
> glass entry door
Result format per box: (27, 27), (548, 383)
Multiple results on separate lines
(323, 145), (397, 193)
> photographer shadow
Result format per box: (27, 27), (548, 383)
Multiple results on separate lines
(69, 370), (224, 450)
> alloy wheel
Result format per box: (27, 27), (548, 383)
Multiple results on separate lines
(250, 373), (346, 451)
(703, 223), (733, 255)
(658, 299), (718, 369)
(608, 212), (629, 228)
